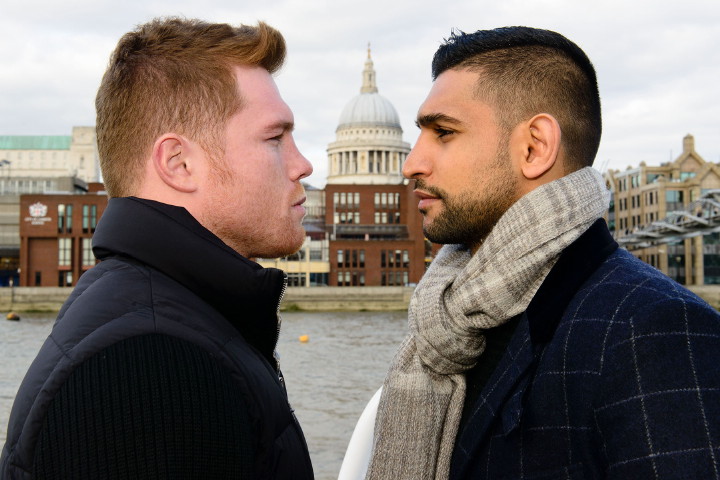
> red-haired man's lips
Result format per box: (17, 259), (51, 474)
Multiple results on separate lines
(292, 196), (307, 215)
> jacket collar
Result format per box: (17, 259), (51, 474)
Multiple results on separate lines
(92, 197), (286, 365)
(526, 218), (619, 344)
(452, 219), (618, 476)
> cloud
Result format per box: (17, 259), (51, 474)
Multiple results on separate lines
(1, 0), (719, 186)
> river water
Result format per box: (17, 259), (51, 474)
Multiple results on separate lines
(0, 311), (409, 479)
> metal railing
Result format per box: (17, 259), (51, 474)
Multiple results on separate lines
(617, 190), (720, 248)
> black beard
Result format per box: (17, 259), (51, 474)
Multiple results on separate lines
(416, 173), (516, 249)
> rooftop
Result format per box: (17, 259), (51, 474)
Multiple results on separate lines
(0, 136), (72, 150)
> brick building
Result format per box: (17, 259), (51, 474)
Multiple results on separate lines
(19, 186), (107, 286)
(326, 183), (426, 286)
(0, 131), (101, 286)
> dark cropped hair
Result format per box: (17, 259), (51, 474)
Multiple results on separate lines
(432, 26), (601, 171)
(96, 17), (286, 197)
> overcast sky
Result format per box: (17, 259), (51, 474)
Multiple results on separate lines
(1, 0), (718, 187)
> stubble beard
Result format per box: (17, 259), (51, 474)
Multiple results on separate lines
(204, 166), (307, 259)
(419, 152), (517, 249)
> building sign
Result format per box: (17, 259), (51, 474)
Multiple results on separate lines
(25, 202), (52, 226)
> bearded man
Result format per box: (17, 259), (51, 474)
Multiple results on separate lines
(365, 26), (720, 480)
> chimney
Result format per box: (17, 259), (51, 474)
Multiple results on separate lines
(683, 134), (695, 154)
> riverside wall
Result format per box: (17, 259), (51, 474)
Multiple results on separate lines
(1, 285), (719, 314)
(0, 286), (416, 313)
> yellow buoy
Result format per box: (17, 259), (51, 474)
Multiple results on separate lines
(6, 312), (20, 321)
(298, 334), (309, 343)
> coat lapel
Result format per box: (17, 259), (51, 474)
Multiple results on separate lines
(456, 316), (535, 445)
(451, 220), (619, 477)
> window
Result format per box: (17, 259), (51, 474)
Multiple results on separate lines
(82, 238), (95, 267)
(335, 191), (360, 224)
(381, 270), (407, 286)
(58, 271), (73, 287)
(58, 204), (73, 233)
(309, 272), (328, 286)
(58, 204), (64, 233)
(287, 272), (306, 287)
(58, 238), (72, 266)
(666, 190), (684, 203)
(337, 271), (353, 286)
(374, 190), (401, 224)
(66, 204), (73, 233)
(82, 204), (98, 233)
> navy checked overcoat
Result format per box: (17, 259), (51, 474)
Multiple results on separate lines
(450, 220), (720, 479)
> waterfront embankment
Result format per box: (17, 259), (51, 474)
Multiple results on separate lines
(1, 285), (719, 312)
(0, 286), (417, 313)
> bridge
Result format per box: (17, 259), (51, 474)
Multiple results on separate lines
(617, 189), (720, 249)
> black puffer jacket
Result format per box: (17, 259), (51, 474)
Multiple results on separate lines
(0, 197), (314, 479)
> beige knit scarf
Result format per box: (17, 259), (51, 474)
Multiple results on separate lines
(365, 167), (610, 480)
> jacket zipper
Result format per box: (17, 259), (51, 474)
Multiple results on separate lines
(273, 272), (312, 468)
(274, 272), (288, 379)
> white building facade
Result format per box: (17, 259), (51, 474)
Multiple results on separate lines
(0, 126), (100, 184)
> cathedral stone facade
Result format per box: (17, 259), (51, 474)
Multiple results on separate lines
(326, 48), (410, 186)
(324, 48), (426, 287)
